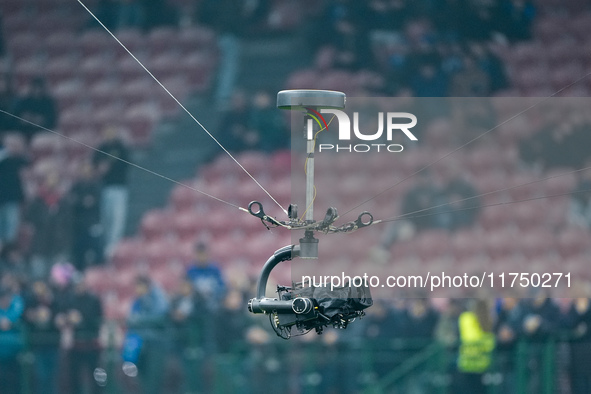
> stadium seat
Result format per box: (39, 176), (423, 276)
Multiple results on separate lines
(8, 32), (42, 60)
(44, 31), (78, 58)
(140, 209), (173, 241)
(53, 80), (85, 112)
(181, 52), (215, 90)
(171, 211), (207, 241)
(122, 104), (159, 147)
(45, 55), (78, 87)
(111, 239), (146, 268)
(78, 30), (114, 57)
(558, 226), (590, 259)
(113, 28), (146, 58)
(148, 27), (180, 53)
(80, 54), (114, 85)
(177, 26), (216, 53)
(30, 132), (64, 160)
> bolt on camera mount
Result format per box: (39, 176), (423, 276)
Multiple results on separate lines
(247, 90), (373, 339)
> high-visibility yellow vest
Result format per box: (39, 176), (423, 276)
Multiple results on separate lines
(458, 311), (495, 373)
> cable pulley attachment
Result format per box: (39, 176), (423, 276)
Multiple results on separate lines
(247, 201), (378, 234)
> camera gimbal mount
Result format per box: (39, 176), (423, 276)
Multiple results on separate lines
(246, 90), (373, 339)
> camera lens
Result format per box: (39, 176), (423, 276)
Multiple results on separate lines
(292, 297), (313, 314)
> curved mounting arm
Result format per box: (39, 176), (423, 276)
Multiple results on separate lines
(248, 245), (300, 314)
(256, 244), (299, 299)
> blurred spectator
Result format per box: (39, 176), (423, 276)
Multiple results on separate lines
(23, 280), (61, 394)
(0, 134), (29, 246)
(405, 298), (439, 345)
(117, 0), (145, 30)
(565, 297), (591, 394)
(0, 284), (24, 394)
(494, 297), (521, 393)
(216, 289), (247, 353)
(25, 170), (71, 278)
(186, 242), (226, 307)
(12, 77), (58, 143)
(198, 0), (245, 108)
(218, 90), (259, 153)
(403, 171), (444, 231)
(58, 274), (103, 394)
(437, 162), (481, 230)
(518, 293), (560, 341)
(89, 0), (119, 31)
(468, 42), (509, 93)
(401, 298), (440, 393)
(0, 76), (16, 132)
(364, 300), (407, 376)
(126, 275), (169, 394)
(459, 0), (498, 41)
(248, 90), (288, 152)
(450, 55), (491, 97)
(497, 0), (536, 42)
(93, 127), (130, 257)
(0, 242), (28, 281)
(568, 165), (591, 229)
(141, 0), (177, 30)
(517, 292), (560, 393)
(168, 278), (207, 394)
(67, 162), (103, 270)
(455, 299), (495, 394)
(520, 120), (591, 171)
(410, 61), (449, 97)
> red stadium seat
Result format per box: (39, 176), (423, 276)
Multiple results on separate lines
(170, 184), (198, 212)
(140, 209), (173, 241)
(53, 80), (85, 112)
(181, 52), (215, 90)
(111, 239), (146, 268)
(172, 211), (207, 242)
(558, 226), (590, 259)
(45, 56), (77, 87)
(84, 266), (115, 295)
(80, 55), (114, 85)
(78, 30), (114, 57)
(114, 29), (145, 58)
(177, 26), (216, 53)
(148, 27), (180, 54)
(45, 31), (78, 58)
(8, 32), (42, 61)
(122, 104), (159, 147)
(30, 133), (64, 160)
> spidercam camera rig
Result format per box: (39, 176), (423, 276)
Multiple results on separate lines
(247, 90), (373, 339)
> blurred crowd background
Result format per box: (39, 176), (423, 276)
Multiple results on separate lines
(1, 0), (591, 393)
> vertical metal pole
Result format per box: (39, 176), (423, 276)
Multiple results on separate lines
(299, 116), (319, 259)
(305, 117), (315, 223)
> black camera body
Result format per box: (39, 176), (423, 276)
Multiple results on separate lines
(247, 245), (372, 338)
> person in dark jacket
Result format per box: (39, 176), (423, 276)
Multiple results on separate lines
(0, 134), (29, 245)
(67, 162), (103, 270)
(168, 278), (206, 394)
(516, 292), (560, 393)
(12, 77), (58, 142)
(0, 284), (24, 394)
(127, 275), (169, 394)
(93, 126), (130, 257)
(23, 280), (61, 394)
(58, 274), (103, 394)
(564, 297), (591, 394)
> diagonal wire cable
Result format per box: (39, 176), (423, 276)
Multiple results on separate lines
(77, 0), (288, 216)
(340, 71), (591, 218)
(0, 109), (249, 213)
(378, 187), (591, 225)
(383, 165), (591, 223)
